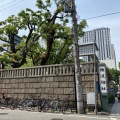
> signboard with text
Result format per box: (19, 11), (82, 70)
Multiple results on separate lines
(87, 92), (95, 105)
(110, 88), (114, 94)
(99, 66), (107, 94)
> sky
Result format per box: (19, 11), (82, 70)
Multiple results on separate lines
(0, 0), (120, 69)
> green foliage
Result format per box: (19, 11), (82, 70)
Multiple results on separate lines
(109, 68), (120, 84)
(21, 57), (34, 67)
(109, 94), (115, 103)
(0, 0), (87, 68)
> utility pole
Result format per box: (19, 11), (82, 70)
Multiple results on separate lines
(63, 0), (84, 113)
(93, 40), (97, 115)
(71, 0), (84, 114)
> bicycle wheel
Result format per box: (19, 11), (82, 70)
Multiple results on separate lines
(25, 104), (32, 111)
(0, 99), (6, 109)
(62, 107), (66, 114)
(18, 104), (25, 110)
(51, 107), (55, 113)
(0, 103), (6, 109)
(43, 102), (49, 112)
(10, 104), (16, 110)
(38, 105), (42, 112)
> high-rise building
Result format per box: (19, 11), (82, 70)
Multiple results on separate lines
(79, 28), (117, 69)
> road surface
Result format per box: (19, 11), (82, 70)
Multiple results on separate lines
(0, 109), (120, 120)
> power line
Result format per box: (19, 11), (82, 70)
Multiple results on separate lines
(79, 11), (120, 21)
(0, 0), (19, 8)
(0, 0), (24, 11)
(66, 11), (120, 26)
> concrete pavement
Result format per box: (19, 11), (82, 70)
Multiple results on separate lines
(0, 109), (115, 120)
(110, 97), (120, 116)
(0, 98), (120, 120)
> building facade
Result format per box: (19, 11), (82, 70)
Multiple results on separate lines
(0, 34), (22, 53)
(79, 28), (116, 69)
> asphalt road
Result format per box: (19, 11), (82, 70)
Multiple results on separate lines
(0, 109), (120, 120)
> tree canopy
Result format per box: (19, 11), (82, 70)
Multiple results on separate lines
(0, 0), (87, 68)
(109, 68), (120, 84)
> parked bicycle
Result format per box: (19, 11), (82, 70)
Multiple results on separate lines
(0, 93), (14, 109)
(25, 98), (38, 111)
(62, 95), (73, 114)
(50, 98), (60, 113)
(38, 98), (49, 112)
(10, 98), (22, 110)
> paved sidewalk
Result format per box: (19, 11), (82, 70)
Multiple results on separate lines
(110, 97), (120, 116)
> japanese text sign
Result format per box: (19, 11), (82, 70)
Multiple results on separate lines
(99, 66), (107, 94)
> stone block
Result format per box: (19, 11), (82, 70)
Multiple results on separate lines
(41, 77), (46, 82)
(40, 94), (48, 99)
(44, 88), (53, 94)
(11, 94), (18, 98)
(3, 79), (10, 84)
(5, 84), (11, 88)
(58, 95), (67, 100)
(58, 82), (69, 87)
(18, 94), (24, 98)
(32, 78), (38, 83)
(28, 89), (36, 93)
(45, 77), (54, 82)
(26, 83), (33, 88)
(33, 83), (41, 88)
(54, 88), (64, 94)
(1, 84), (6, 88)
(64, 88), (74, 94)
(67, 76), (74, 82)
(68, 82), (74, 87)
(7, 89), (12, 93)
(10, 79), (16, 83)
(14, 89), (19, 93)
(23, 78), (29, 83)
(49, 82), (58, 87)
(11, 89), (15, 93)
(17, 79), (23, 83)
(11, 84), (19, 88)
(54, 76), (64, 82)
(19, 83), (25, 88)
(25, 89), (29, 93)
(36, 88), (44, 93)
(1, 89), (7, 93)
(41, 83), (49, 88)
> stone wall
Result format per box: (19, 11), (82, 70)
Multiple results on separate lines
(0, 76), (75, 101)
(0, 63), (103, 109)
(0, 64), (76, 108)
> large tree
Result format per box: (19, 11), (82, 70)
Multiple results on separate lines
(0, 0), (87, 68)
(109, 68), (120, 84)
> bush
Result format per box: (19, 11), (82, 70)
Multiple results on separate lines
(109, 94), (115, 103)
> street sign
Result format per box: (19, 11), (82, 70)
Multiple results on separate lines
(99, 66), (107, 94)
(110, 88), (114, 94)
